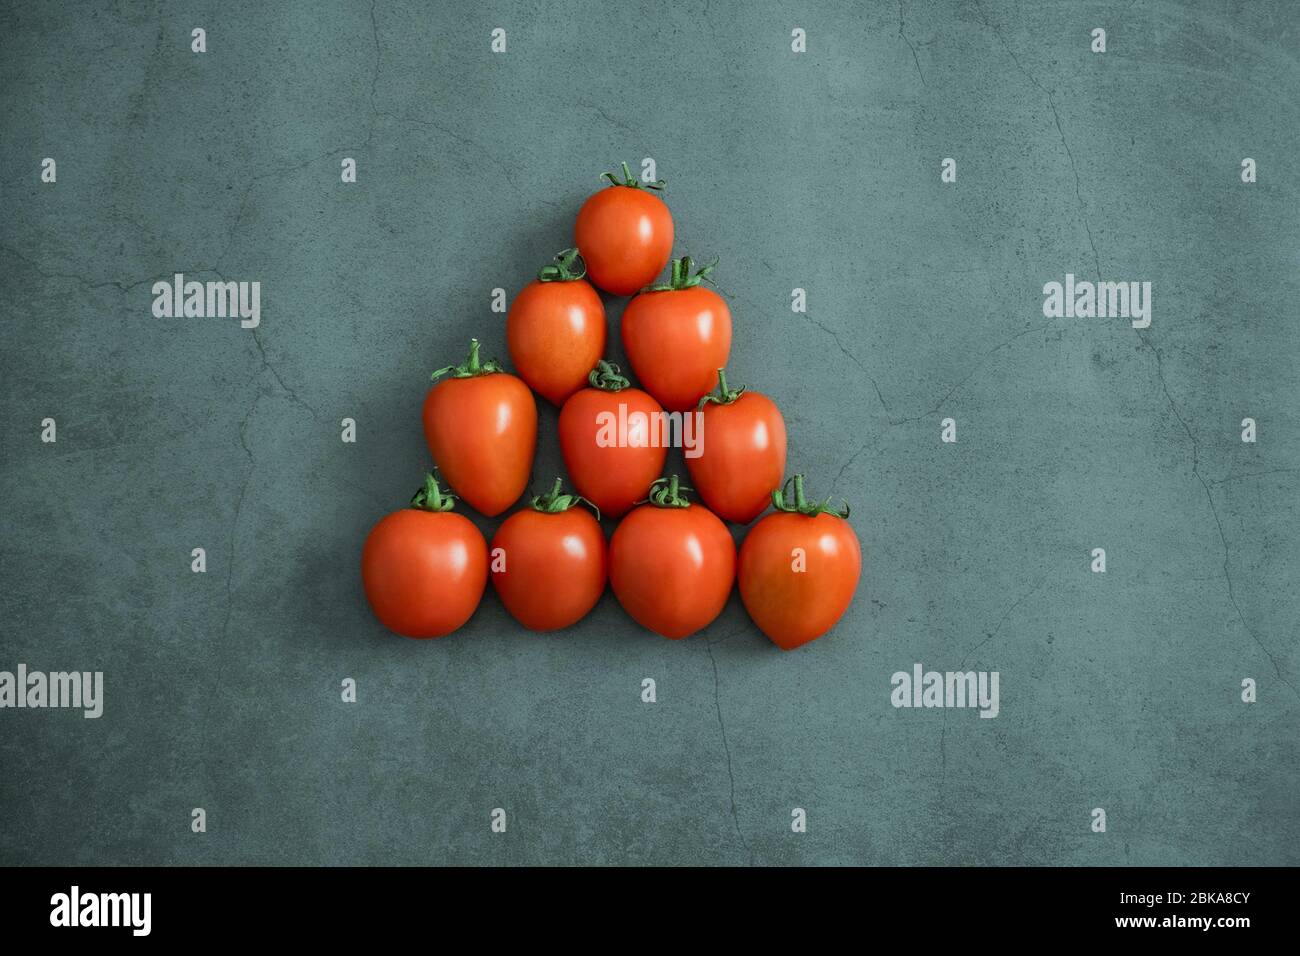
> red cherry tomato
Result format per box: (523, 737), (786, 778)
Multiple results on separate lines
(609, 476), (736, 639)
(622, 257), (732, 412)
(574, 162), (674, 295)
(490, 480), (607, 631)
(559, 361), (668, 518)
(686, 369), (787, 524)
(361, 474), (488, 639)
(738, 476), (861, 650)
(423, 339), (537, 517)
(507, 248), (606, 407)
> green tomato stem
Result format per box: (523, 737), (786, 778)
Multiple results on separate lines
(537, 247), (587, 283)
(431, 338), (505, 381)
(411, 472), (458, 512)
(529, 477), (601, 521)
(642, 255), (718, 293)
(770, 474), (851, 518)
(587, 359), (630, 392)
(600, 160), (665, 191)
(642, 474), (693, 509)
(698, 366), (746, 408)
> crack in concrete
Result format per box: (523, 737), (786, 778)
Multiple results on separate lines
(211, 7), (387, 267)
(222, 391), (261, 645)
(359, 1), (542, 201)
(698, 0), (737, 80)
(578, 99), (638, 137)
(369, 0), (381, 110)
(364, 0), (382, 150)
(972, 0), (1292, 702)
(818, 318), (1057, 494)
(1207, 467), (1300, 486)
(216, 143), (354, 270)
(1136, 330), (1298, 700)
(832, 437), (872, 493)
(895, 321), (1056, 428)
(707, 627), (752, 647)
(940, 571), (1052, 792)
(251, 326), (319, 420)
(826, 318), (1058, 492)
(724, 272), (891, 417)
(1, 244), (218, 296)
(802, 312), (891, 413)
(376, 111), (560, 209)
(974, 0), (1100, 282)
(898, 0), (926, 86)
(831, 320), (1060, 495)
(8, 245), (319, 420)
(706, 640), (751, 860)
(1046, 89), (1101, 282)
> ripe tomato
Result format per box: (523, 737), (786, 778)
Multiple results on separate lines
(423, 339), (537, 517)
(622, 257), (732, 411)
(507, 248), (606, 406)
(361, 474), (488, 639)
(559, 360), (667, 518)
(686, 368), (787, 524)
(490, 479), (606, 631)
(609, 476), (736, 639)
(574, 162), (673, 295)
(738, 476), (861, 650)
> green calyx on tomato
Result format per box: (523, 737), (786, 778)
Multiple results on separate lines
(529, 477), (602, 521)
(431, 338), (504, 381)
(536, 247), (587, 283)
(411, 472), (458, 512)
(642, 255), (718, 293)
(601, 160), (665, 191)
(698, 366), (746, 407)
(771, 474), (851, 519)
(587, 359), (630, 392)
(642, 474), (694, 509)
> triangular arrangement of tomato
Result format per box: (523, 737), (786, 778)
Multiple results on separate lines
(361, 163), (862, 650)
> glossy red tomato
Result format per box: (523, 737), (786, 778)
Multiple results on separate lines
(559, 361), (667, 518)
(423, 339), (537, 517)
(491, 480), (606, 631)
(507, 248), (606, 406)
(738, 476), (861, 650)
(609, 476), (736, 639)
(574, 162), (673, 295)
(361, 474), (488, 638)
(686, 368), (787, 524)
(622, 257), (732, 412)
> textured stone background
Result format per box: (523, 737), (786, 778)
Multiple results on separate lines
(2, 0), (1297, 866)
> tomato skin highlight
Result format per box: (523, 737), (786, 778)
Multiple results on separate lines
(490, 508), (607, 631)
(738, 512), (861, 650)
(559, 385), (667, 519)
(575, 186), (673, 295)
(423, 371), (537, 517)
(507, 278), (606, 406)
(622, 286), (732, 412)
(687, 391), (787, 524)
(361, 509), (488, 639)
(609, 504), (736, 639)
